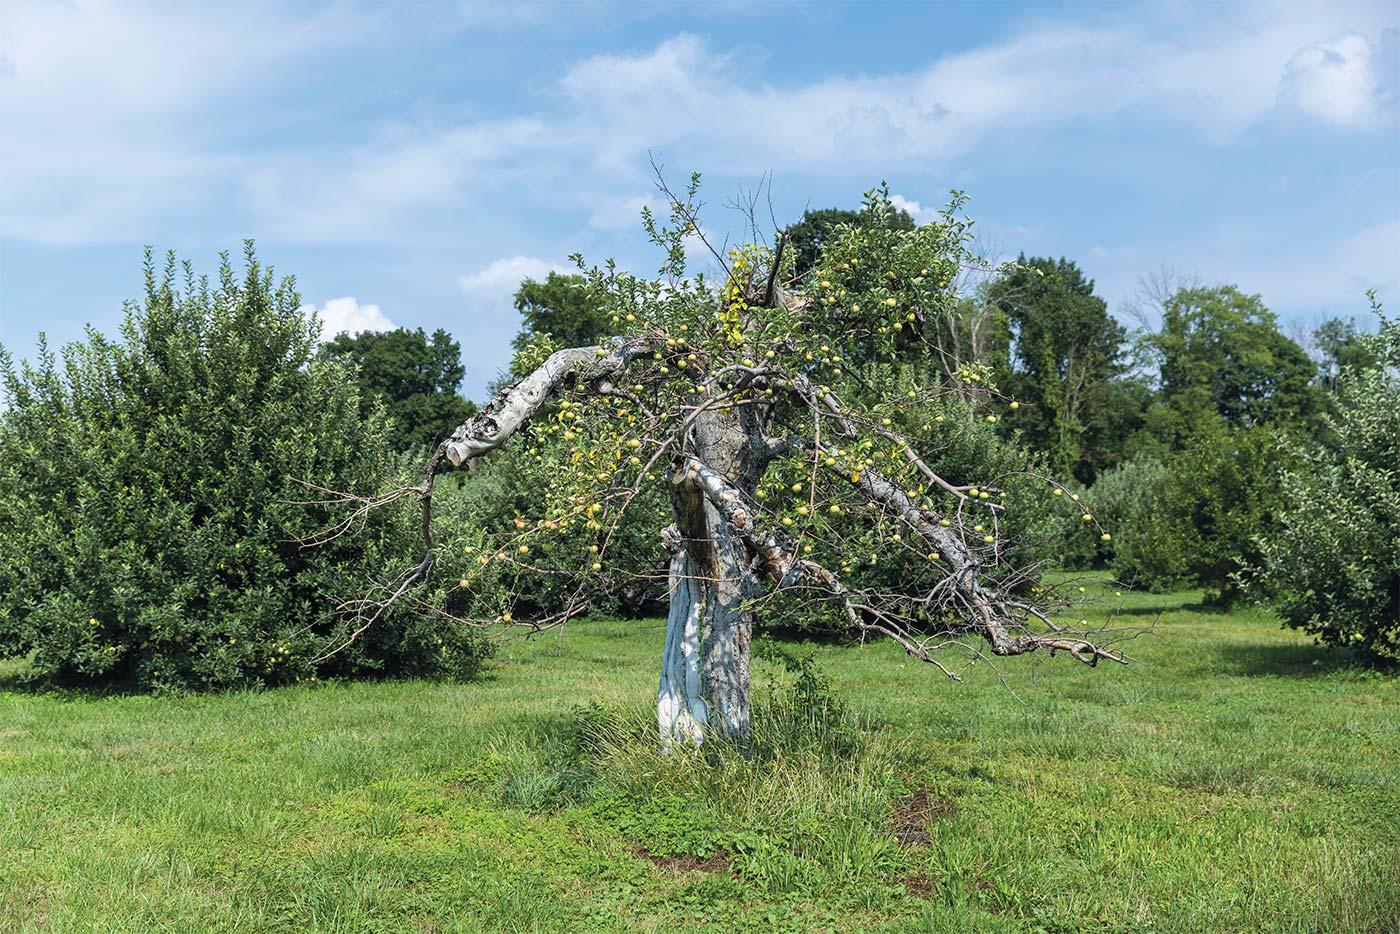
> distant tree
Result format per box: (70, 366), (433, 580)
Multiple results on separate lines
(320, 328), (476, 450)
(785, 204), (915, 278)
(1312, 316), (1381, 392)
(511, 272), (614, 353)
(1148, 285), (1317, 433)
(1080, 376), (1156, 474)
(989, 256), (1128, 482)
(1098, 285), (1321, 599)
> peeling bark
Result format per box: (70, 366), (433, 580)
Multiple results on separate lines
(441, 339), (659, 468)
(658, 543), (708, 746)
(662, 405), (765, 747)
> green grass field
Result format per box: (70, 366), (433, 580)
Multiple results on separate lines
(2, 577), (1397, 932)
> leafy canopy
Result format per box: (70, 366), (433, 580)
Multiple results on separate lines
(784, 204), (915, 278)
(319, 327), (476, 451)
(1257, 296), (1400, 659)
(989, 256), (1127, 481)
(1150, 285), (1318, 431)
(511, 272), (615, 355)
(435, 183), (1103, 649)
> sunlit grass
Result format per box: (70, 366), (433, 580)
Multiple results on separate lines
(2, 576), (1397, 931)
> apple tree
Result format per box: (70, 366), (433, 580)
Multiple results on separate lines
(341, 182), (1127, 746)
(1256, 294), (1400, 659)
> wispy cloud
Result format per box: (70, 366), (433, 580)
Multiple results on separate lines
(588, 194), (667, 231)
(0, 0), (366, 244)
(1084, 214), (1399, 321)
(246, 13), (1396, 243)
(2, 3), (1392, 247)
(458, 256), (568, 296)
(1278, 30), (1398, 129)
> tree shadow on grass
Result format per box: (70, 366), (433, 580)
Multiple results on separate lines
(0, 663), (174, 700)
(1109, 603), (1212, 618)
(1214, 640), (1383, 679)
(0, 656), (51, 695)
(0, 655), (497, 700)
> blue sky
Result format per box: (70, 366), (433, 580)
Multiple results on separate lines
(1, 0), (1396, 399)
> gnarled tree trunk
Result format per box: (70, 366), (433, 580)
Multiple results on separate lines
(658, 405), (764, 747)
(657, 532), (756, 746)
(657, 545), (708, 745)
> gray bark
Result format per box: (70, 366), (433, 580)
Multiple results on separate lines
(660, 404), (766, 747)
(658, 543), (708, 745)
(441, 340), (658, 468)
(657, 530), (757, 746)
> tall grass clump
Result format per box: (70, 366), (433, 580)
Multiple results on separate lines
(477, 648), (924, 904)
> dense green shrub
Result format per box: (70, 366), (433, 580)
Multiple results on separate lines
(1089, 454), (1170, 576)
(1256, 309), (1399, 659)
(0, 247), (490, 691)
(1104, 420), (1288, 601)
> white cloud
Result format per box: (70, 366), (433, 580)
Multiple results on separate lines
(545, 17), (1398, 181)
(889, 195), (940, 225)
(1278, 31), (1396, 129)
(304, 297), (398, 339)
(1, 2), (1394, 255)
(457, 256), (568, 295)
(243, 117), (554, 244)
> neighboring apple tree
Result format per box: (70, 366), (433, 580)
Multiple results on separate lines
(1257, 296), (1399, 659)
(0, 248), (487, 691)
(341, 183), (1126, 746)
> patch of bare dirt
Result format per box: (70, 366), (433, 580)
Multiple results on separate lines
(893, 788), (958, 845)
(633, 844), (732, 874)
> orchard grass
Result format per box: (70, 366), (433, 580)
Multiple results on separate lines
(1, 576), (1397, 932)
